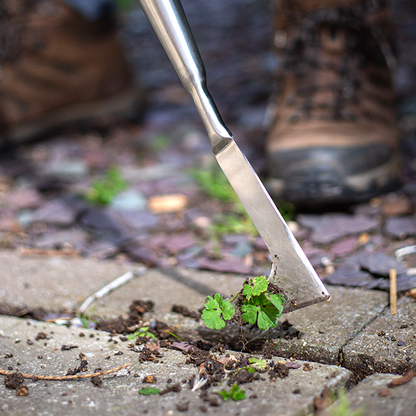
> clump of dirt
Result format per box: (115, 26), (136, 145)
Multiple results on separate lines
(96, 300), (154, 334)
(35, 332), (49, 341)
(139, 343), (164, 362)
(197, 317), (302, 353)
(0, 303), (47, 321)
(269, 362), (289, 381)
(171, 304), (201, 320)
(90, 376), (102, 387)
(66, 353), (88, 375)
(4, 372), (28, 396)
(160, 383), (182, 395)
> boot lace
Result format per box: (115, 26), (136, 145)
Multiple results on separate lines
(0, 1), (43, 64)
(279, 6), (394, 124)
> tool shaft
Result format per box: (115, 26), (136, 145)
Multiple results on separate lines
(138, 0), (232, 152)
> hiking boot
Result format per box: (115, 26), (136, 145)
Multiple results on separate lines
(0, 0), (143, 148)
(266, 0), (399, 206)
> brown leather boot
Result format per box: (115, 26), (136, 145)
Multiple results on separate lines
(0, 0), (143, 148)
(267, 0), (399, 206)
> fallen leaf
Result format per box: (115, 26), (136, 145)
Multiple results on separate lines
(145, 341), (161, 352)
(284, 362), (301, 369)
(170, 342), (193, 353)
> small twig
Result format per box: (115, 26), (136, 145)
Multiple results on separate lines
(78, 267), (146, 314)
(0, 363), (130, 381)
(390, 268), (397, 315)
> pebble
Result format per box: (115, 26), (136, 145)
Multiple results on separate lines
(30, 199), (77, 227)
(385, 216), (416, 239)
(44, 160), (88, 181)
(110, 190), (147, 211)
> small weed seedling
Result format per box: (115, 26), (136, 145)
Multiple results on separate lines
(126, 326), (156, 340)
(86, 166), (127, 206)
(224, 358), (268, 378)
(247, 357), (268, 371)
(328, 390), (364, 416)
(219, 383), (246, 401)
(139, 387), (160, 395)
(78, 307), (97, 329)
(201, 276), (285, 331)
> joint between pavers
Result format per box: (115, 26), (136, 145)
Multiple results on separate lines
(159, 267), (222, 297)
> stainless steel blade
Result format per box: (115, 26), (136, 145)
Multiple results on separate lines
(138, 0), (330, 312)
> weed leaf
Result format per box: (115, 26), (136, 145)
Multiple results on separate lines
(219, 383), (246, 401)
(201, 293), (235, 330)
(268, 293), (286, 312)
(243, 276), (268, 300)
(248, 358), (268, 371)
(241, 303), (258, 325)
(139, 387), (160, 395)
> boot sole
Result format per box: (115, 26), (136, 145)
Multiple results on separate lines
(267, 155), (400, 206)
(2, 87), (143, 148)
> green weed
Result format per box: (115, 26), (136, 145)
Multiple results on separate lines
(328, 390), (365, 416)
(201, 276), (285, 331)
(86, 166), (127, 206)
(219, 383), (246, 401)
(192, 165), (258, 237)
(126, 326), (156, 340)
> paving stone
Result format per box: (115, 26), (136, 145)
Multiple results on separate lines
(0, 251), (135, 312)
(343, 296), (416, 379)
(349, 252), (407, 277)
(34, 229), (89, 250)
(0, 315), (352, 416)
(325, 266), (375, 288)
(269, 286), (388, 366)
(298, 214), (378, 244)
(79, 208), (123, 233)
(109, 189), (147, 211)
(326, 373), (416, 416)
(44, 159), (88, 181)
(385, 216), (416, 239)
(91, 267), (245, 321)
(113, 210), (160, 231)
(30, 199), (77, 227)
(197, 256), (253, 275)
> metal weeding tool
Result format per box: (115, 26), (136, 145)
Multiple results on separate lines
(138, 0), (330, 312)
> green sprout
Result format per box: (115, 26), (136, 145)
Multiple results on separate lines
(78, 307), (97, 329)
(328, 390), (364, 416)
(86, 166), (127, 206)
(127, 326), (156, 340)
(201, 276), (285, 331)
(247, 358), (268, 371)
(219, 383), (246, 401)
(139, 387), (160, 395)
(192, 165), (236, 203)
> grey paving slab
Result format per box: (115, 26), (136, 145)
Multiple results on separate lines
(268, 286), (389, 365)
(0, 250), (135, 312)
(343, 296), (416, 378)
(0, 316), (352, 416)
(92, 267), (246, 319)
(326, 373), (416, 416)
